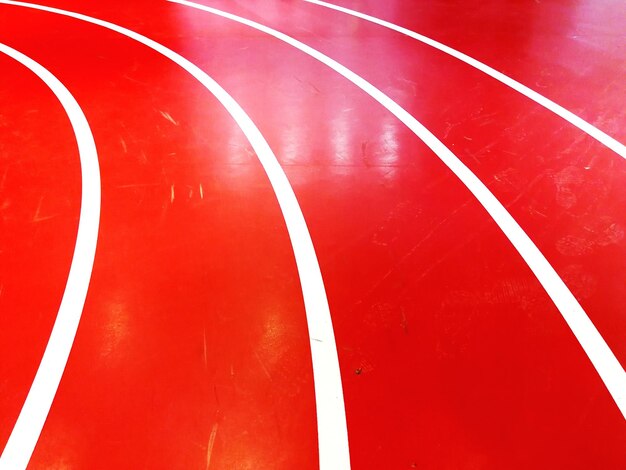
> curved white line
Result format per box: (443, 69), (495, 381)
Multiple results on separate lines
(168, 0), (626, 419)
(0, 1), (351, 468)
(304, 0), (626, 160)
(0, 44), (101, 469)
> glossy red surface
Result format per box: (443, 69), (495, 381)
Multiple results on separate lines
(0, 1), (624, 469)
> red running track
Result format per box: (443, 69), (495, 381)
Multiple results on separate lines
(0, 0), (625, 468)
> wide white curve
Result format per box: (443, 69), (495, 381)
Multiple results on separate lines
(304, 0), (626, 160)
(169, 0), (626, 419)
(0, 1), (351, 468)
(0, 43), (101, 469)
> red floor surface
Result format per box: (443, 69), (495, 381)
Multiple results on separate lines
(1, 1), (625, 469)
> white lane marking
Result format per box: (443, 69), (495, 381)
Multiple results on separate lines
(304, 0), (626, 160)
(168, 0), (626, 419)
(0, 1), (351, 468)
(0, 43), (101, 469)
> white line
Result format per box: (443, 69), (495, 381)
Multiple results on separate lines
(0, 43), (101, 469)
(168, 0), (626, 419)
(0, 1), (351, 468)
(303, 0), (626, 160)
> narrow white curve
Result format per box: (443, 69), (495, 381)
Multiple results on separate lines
(0, 44), (101, 469)
(0, 1), (351, 468)
(167, 0), (626, 418)
(303, 0), (626, 160)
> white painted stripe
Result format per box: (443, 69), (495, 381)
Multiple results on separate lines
(303, 0), (626, 160)
(0, 1), (351, 468)
(0, 44), (101, 469)
(168, 0), (626, 419)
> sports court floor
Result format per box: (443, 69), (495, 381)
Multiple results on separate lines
(1, 0), (625, 468)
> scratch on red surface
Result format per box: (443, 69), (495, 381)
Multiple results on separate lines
(203, 327), (207, 368)
(205, 422), (219, 470)
(254, 351), (273, 381)
(159, 109), (179, 126)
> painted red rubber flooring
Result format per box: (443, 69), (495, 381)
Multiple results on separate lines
(0, 1), (625, 468)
